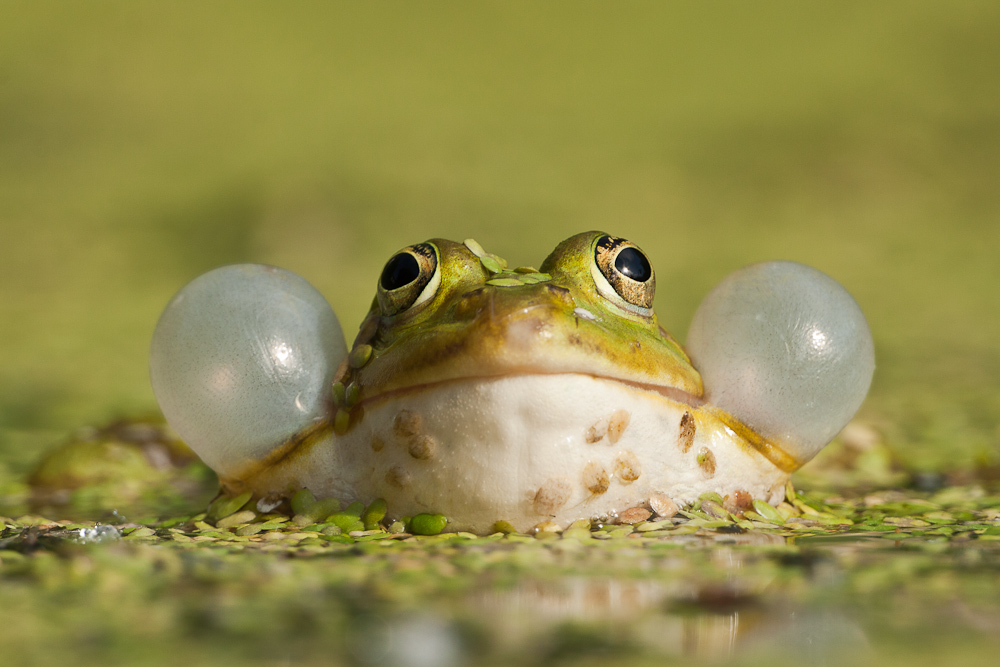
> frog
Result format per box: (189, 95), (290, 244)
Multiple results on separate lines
(149, 231), (874, 533)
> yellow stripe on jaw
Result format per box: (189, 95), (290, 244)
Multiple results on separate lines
(701, 406), (803, 473)
(218, 417), (336, 497)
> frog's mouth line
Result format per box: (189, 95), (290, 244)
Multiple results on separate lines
(354, 372), (706, 412)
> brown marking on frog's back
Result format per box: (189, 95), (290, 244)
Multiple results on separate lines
(678, 411), (696, 453)
(392, 409), (422, 438)
(408, 434), (436, 460)
(582, 462), (610, 495)
(533, 477), (571, 515)
(697, 447), (716, 477)
(585, 417), (608, 443)
(385, 466), (411, 488)
(614, 450), (641, 483)
(607, 410), (630, 443)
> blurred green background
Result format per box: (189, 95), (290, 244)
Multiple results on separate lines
(1, 1), (998, 478)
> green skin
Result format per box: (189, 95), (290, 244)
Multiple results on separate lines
(336, 231), (703, 421)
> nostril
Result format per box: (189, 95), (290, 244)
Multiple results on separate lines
(544, 283), (574, 305)
(453, 287), (490, 320)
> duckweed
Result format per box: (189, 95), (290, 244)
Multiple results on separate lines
(205, 491), (252, 522)
(750, 499), (786, 524)
(294, 497), (335, 524)
(342, 501), (365, 517)
(409, 513), (448, 536)
(362, 498), (387, 529)
(480, 256), (502, 274)
(485, 277), (524, 287)
(492, 520), (517, 534)
(325, 512), (366, 533)
(214, 510), (256, 530)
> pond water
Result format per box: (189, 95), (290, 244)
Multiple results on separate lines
(2, 520), (998, 666)
(2, 450), (998, 666)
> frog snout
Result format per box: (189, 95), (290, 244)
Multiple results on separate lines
(453, 282), (575, 325)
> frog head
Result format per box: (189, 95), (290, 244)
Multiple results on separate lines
(332, 231), (702, 434)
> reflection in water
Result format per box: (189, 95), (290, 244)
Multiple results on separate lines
(463, 545), (870, 664)
(353, 613), (463, 667)
(348, 538), (887, 665)
(356, 599), (869, 666)
(737, 610), (871, 666)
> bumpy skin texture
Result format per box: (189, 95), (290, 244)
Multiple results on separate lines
(149, 265), (346, 476)
(686, 261), (874, 465)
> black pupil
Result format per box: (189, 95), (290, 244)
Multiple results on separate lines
(380, 253), (421, 290)
(615, 247), (651, 282)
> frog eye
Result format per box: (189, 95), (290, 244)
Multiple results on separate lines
(377, 243), (440, 316)
(686, 261), (874, 466)
(592, 235), (656, 314)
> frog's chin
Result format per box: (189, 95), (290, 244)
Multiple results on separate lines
(221, 374), (792, 534)
(356, 372), (706, 413)
(355, 373), (811, 472)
